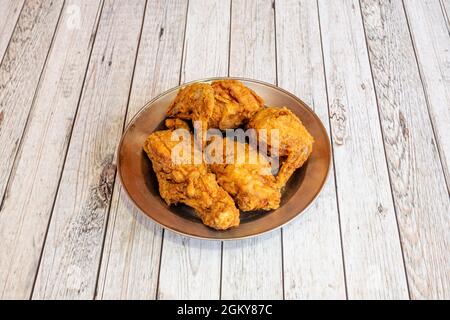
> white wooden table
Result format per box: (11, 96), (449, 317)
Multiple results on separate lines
(0, 0), (448, 300)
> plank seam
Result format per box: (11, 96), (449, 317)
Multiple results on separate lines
(0, 0), (26, 66)
(438, 0), (450, 33)
(401, 0), (450, 193)
(272, 0), (285, 301)
(273, 0), (279, 85)
(29, 0), (105, 300)
(218, 0), (233, 301)
(357, 0), (412, 299)
(155, 0), (190, 300)
(97, 185), (121, 299)
(178, 0), (190, 86)
(155, 229), (165, 300)
(0, 0), (66, 214)
(219, 241), (224, 300)
(226, 0), (232, 79)
(93, 0), (150, 301)
(316, 0), (349, 300)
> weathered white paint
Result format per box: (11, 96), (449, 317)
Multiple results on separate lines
(0, 0), (103, 299)
(0, 0), (447, 300)
(276, 0), (346, 300)
(32, 0), (146, 299)
(403, 0), (449, 191)
(0, 0), (64, 212)
(318, 0), (409, 299)
(97, 0), (188, 300)
(361, 0), (450, 299)
(0, 0), (25, 60)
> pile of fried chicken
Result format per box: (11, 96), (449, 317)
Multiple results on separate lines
(143, 80), (314, 230)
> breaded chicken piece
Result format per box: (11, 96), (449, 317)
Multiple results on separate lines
(144, 130), (239, 230)
(165, 118), (190, 131)
(247, 107), (314, 188)
(167, 83), (214, 141)
(210, 80), (265, 129)
(209, 137), (281, 211)
(167, 80), (264, 132)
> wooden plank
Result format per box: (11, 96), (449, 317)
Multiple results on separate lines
(229, 0), (276, 81)
(96, 0), (188, 300)
(32, 0), (146, 299)
(361, 0), (450, 300)
(157, 0), (230, 300)
(0, 0), (103, 300)
(403, 0), (450, 191)
(317, 0), (409, 299)
(0, 0), (25, 60)
(442, 0), (450, 28)
(220, 0), (283, 300)
(275, 0), (346, 300)
(0, 0), (65, 215)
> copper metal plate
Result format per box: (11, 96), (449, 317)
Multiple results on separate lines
(117, 77), (331, 240)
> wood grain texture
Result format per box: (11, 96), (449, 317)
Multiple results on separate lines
(276, 0), (346, 300)
(0, 0), (64, 213)
(403, 0), (450, 191)
(0, 0), (25, 60)
(442, 0), (450, 27)
(0, 0), (447, 300)
(32, 0), (146, 299)
(96, 0), (188, 300)
(318, 0), (409, 299)
(220, 0), (283, 300)
(0, 0), (103, 299)
(157, 0), (230, 300)
(229, 0), (276, 80)
(360, 0), (450, 299)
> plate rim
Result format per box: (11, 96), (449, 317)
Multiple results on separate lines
(116, 76), (332, 241)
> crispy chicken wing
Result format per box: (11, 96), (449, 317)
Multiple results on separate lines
(167, 83), (214, 141)
(247, 107), (314, 188)
(167, 80), (264, 131)
(210, 80), (264, 129)
(143, 129), (239, 230)
(209, 137), (281, 211)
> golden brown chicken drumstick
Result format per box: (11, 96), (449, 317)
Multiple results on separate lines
(247, 107), (314, 188)
(208, 137), (281, 211)
(167, 80), (264, 131)
(143, 129), (240, 230)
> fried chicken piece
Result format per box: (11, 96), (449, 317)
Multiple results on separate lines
(210, 80), (265, 129)
(208, 137), (281, 211)
(144, 130), (239, 230)
(167, 83), (214, 140)
(247, 107), (314, 188)
(165, 118), (190, 130)
(167, 80), (264, 132)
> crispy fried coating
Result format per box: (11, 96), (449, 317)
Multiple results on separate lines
(247, 107), (314, 188)
(165, 118), (190, 131)
(167, 83), (214, 140)
(144, 130), (239, 230)
(210, 80), (265, 129)
(209, 137), (281, 211)
(167, 80), (264, 131)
